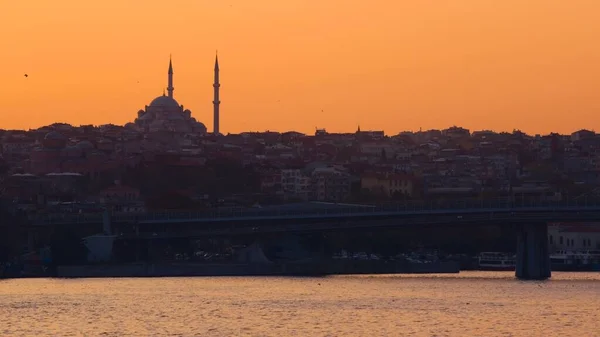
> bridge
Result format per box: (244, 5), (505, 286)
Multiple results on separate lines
(34, 198), (600, 225)
(31, 198), (600, 280)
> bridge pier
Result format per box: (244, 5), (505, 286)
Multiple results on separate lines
(515, 223), (551, 280)
(102, 211), (112, 235)
(27, 228), (36, 253)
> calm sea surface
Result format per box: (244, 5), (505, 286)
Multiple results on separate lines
(0, 272), (598, 336)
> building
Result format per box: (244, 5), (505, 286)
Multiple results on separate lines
(548, 223), (600, 251)
(133, 57), (210, 134)
(281, 169), (311, 201)
(361, 172), (415, 197)
(571, 129), (596, 142)
(99, 183), (144, 213)
(311, 167), (351, 202)
(442, 126), (470, 139)
(29, 131), (110, 175)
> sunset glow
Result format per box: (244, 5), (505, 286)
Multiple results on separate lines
(1, 0), (599, 134)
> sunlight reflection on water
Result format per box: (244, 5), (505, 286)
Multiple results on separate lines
(1, 272), (598, 336)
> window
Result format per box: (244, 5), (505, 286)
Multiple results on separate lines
(549, 235), (553, 244)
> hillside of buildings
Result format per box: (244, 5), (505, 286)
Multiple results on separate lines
(1, 124), (600, 215)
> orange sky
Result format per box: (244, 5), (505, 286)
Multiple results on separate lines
(1, 0), (599, 135)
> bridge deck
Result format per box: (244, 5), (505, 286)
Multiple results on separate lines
(31, 199), (600, 226)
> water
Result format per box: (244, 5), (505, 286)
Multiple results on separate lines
(1, 272), (598, 336)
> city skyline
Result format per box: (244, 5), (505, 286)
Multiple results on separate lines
(1, 0), (600, 134)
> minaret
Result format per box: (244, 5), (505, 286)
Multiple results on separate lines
(167, 55), (174, 98)
(213, 53), (221, 135)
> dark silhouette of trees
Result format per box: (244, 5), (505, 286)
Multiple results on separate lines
(208, 158), (261, 198)
(121, 157), (262, 209)
(145, 191), (197, 210)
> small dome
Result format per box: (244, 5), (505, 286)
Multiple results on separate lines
(149, 95), (180, 108)
(194, 121), (207, 133)
(65, 145), (81, 153)
(150, 120), (164, 129)
(76, 140), (94, 149)
(138, 112), (154, 120)
(44, 131), (65, 140)
(167, 113), (184, 120)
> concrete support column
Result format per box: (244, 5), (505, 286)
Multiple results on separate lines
(516, 223), (551, 280)
(102, 211), (112, 235)
(135, 240), (141, 262)
(27, 229), (36, 253)
(147, 239), (153, 262)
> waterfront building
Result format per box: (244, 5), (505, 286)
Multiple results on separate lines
(548, 223), (600, 251)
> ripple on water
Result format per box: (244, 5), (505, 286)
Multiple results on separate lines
(0, 272), (598, 336)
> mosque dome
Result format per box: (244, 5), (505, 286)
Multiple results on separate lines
(149, 95), (180, 108)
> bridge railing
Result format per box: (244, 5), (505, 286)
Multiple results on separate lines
(31, 197), (600, 225)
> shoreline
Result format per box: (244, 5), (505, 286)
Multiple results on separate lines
(55, 260), (462, 278)
(4, 260), (598, 279)
(3, 260), (461, 279)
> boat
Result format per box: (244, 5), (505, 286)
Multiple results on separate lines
(579, 250), (600, 268)
(549, 250), (579, 271)
(477, 252), (516, 271)
(551, 250), (600, 271)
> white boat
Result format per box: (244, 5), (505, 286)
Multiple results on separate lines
(579, 250), (600, 265)
(551, 250), (600, 271)
(478, 252), (516, 271)
(549, 250), (578, 267)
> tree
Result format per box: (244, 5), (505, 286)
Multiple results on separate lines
(392, 190), (410, 200)
(145, 191), (197, 210)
